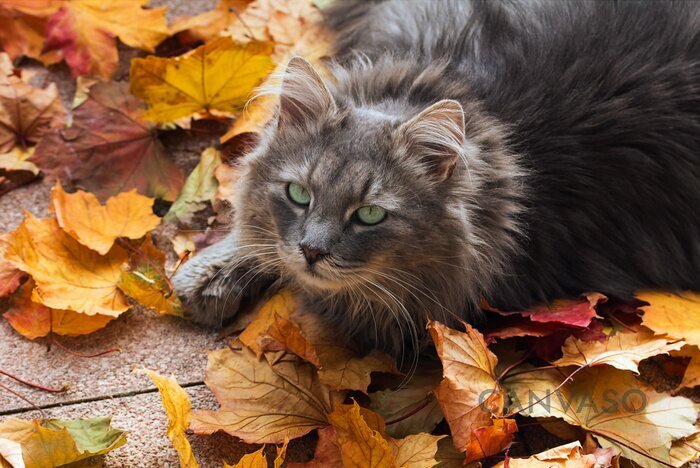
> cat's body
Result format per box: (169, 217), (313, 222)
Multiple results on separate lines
(173, 0), (700, 358)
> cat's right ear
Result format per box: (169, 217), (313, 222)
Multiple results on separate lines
(278, 57), (336, 132)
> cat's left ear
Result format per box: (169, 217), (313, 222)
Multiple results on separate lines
(278, 56), (336, 132)
(397, 99), (465, 181)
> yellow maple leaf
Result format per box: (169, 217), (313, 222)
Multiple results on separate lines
(328, 402), (395, 468)
(636, 291), (700, 347)
(43, 0), (169, 78)
(137, 369), (199, 468)
(4, 213), (129, 316)
(50, 182), (161, 255)
(130, 37), (274, 123)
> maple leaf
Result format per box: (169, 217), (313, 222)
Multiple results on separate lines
(166, 147), (222, 224)
(427, 321), (505, 454)
(0, 147), (39, 174)
(171, 0), (253, 43)
(553, 328), (685, 373)
(287, 426), (342, 468)
(493, 441), (602, 468)
(225, 440), (288, 468)
(0, 53), (66, 154)
(505, 365), (700, 467)
(0, 238), (25, 298)
(0, 416), (126, 467)
(491, 293), (605, 328)
(637, 291), (700, 347)
(463, 418), (518, 464)
(3, 279), (114, 340)
(50, 182), (161, 255)
(4, 213), (129, 316)
(137, 368), (199, 468)
(674, 345), (700, 390)
(0, 1), (61, 64)
(129, 37), (274, 123)
(327, 402), (395, 468)
(390, 432), (446, 468)
(190, 346), (337, 443)
(43, 0), (169, 79)
(31, 81), (184, 202)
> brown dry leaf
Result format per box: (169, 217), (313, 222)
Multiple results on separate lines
(225, 440), (288, 468)
(50, 182), (161, 255)
(668, 431), (700, 466)
(463, 418), (517, 463)
(328, 402), (394, 468)
(390, 433), (446, 468)
(494, 441), (599, 467)
(288, 426), (342, 468)
(129, 37), (274, 123)
(4, 213), (129, 316)
(3, 279), (114, 340)
(506, 365), (700, 467)
(427, 320), (504, 452)
(214, 162), (243, 202)
(675, 345), (700, 390)
(0, 1), (62, 64)
(190, 346), (335, 443)
(171, 0), (253, 43)
(0, 237), (25, 298)
(137, 369), (199, 468)
(553, 328), (685, 373)
(637, 291), (700, 347)
(0, 53), (65, 154)
(43, 0), (169, 78)
(0, 147), (39, 174)
(31, 81), (184, 202)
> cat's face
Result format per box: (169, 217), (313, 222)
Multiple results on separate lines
(234, 58), (469, 298)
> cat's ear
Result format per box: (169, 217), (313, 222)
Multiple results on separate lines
(397, 99), (465, 181)
(278, 56), (336, 131)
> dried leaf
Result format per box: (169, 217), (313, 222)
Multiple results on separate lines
(428, 321), (504, 452)
(494, 441), (599, 467)
(190, 346), (335, 443)
(50, 182), (161, 255)
(675, 345), (700, 390)
(129, 38), (274, 123)
(463, 418), (517, 463)
(0, 148), (39, 175)
(137, 369), (199, 468)
(0, 416), (126, 468)
(166, 147), (222, 223)
(0, 436), (23, 468)
(553, 329), (685, 373)
(506, 366), (700, 467)
(432, 436), (466, 468)
(214, 162), (242, 202)
(0, 239), (25, 298)
(287, 426), (342, 468)
(637, 291), (700, 347)
(43, 0), (169, 78)
(31, 81), (184, 202)
(3, 279), (114, 340)
(225, 440), (288, 468)
(491, 293), (604, 328)
(170, 0), (253, 43)
(327, 402), (394, 468)
(390, 433), (445, 468)
(4, 213), (129, 316)
(0, 1), (61, 64)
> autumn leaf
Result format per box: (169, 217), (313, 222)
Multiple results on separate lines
(0, 416), (126, 467)
(31, 81), (184, 202)
(505, 365), (700, 467)
(288, 426), (342, 468)
(637, 291), (700, 347)
(190, 346), (336, 443)
(3, 279), (114, 340)
(0, 238), (25, 298)
(4, 213), (129, 316)
(43, 0), (169, 79)
(215, 162), (243, 202)
(489, 293), (605, 328)
(137, 368), (199, 468)
(674, 345), (700, 390)
(171, 0), (253, 43)
(166, 147), (222, 223)
(390, 432), (446, 468)
(553, 328), (685, 373)
(0, 1), (62, 64)
(428, 320), (504, 453)
(225, 440), (288, 468)
(463, 418), (517, 464)
(0, 147), (39, 174)
(493, 441), (600, 468)
(50, 182), (161, 255)
(129, 37), (274, 123)
(327, 402), (394, 468)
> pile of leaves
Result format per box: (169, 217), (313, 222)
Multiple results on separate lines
(0, 0), (698, 467)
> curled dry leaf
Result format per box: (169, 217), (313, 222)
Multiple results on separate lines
(4, 213), (129, 316)
(0, 238), (25, 298)
(637, 291), (700, 347)
(137, 369), (199, 468)
(0, 148), (39, 175)
(43, 0), (169, 78)
(0, 416), (126, 468)
(31, 81), (184, 202)
(3, 279), (114, 340)
(505, 365), (700, 467)
(0, 0), (62, 64)
(493, 441), (601, 468)
(427, 320), (505, 453)
(553, 328), (685, 373)
(166, 147), (222, 224)
(190, 346), (336, 443)
(463, 418), (517, 464)
(224, 440), (287, 468)
(50, 182), (161, 255)
(327, 402), (394, 468)
(673, 345), (700, 390)
(129, 37), (274, 123)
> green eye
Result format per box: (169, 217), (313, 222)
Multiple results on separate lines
(355, 205), (387, 225)
(287, 183), (311, 206)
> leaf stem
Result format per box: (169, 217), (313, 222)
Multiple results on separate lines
(385, 394), (434, 425)
(500, 364), (558, 380)
(496, 349), (534, 382)
(0, 382), (45, 417)
(49, 335), (120, 358)
(0, 369), (67, 393)
(117, 238), (174, 297)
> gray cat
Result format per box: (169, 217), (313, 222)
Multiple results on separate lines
(173, 0), (700, 359)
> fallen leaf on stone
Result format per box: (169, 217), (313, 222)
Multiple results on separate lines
(130, 37), (274, 123)
(505, 365), (700, 467)
(553, 328), (685, 373)
(31, 81), (184, 202)
(166, 147), (222, 224)
(637, 291), (700, 347)
(3, 279), (114, 340)
(493, 441), (600, 467)
(0, 1), (62, 64)
(4, 213), (129, 316)
(138, 368), (199, 468)
(171, 0), (253, 43)
(0, 416), (126, 467)
(50, 182), (161, 255)
(674, 345), (700, 390)
(327, 402), (394, 468)
(463, 418), (517, 464)
(428, 320), (504, 453)
(43, 0), (169, 78)
(190, 346), (336, 443)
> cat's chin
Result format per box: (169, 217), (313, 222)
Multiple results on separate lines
(293, 269), (347, 291)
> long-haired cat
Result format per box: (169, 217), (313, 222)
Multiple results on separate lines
(173, 0), (700, 359)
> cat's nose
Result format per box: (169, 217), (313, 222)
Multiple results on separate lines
(299, 243), (327, 265)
